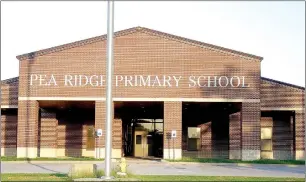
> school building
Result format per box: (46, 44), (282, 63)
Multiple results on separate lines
(1, 27), (304, 160)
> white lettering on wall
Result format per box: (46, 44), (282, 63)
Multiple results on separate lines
(218, 76), (229, 87)
(139, 75), (151, 86)
(230, 76), (240, 87)
(188, 76), (196, 87)
(65, 75), (73, 86)
(30, 74), (38, 85)
(28, 74), (250, 88)
(207, 76), (217, 87)
(173, 76), (182, 87)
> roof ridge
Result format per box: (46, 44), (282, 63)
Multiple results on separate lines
(16, 26), (140, 60)
(261, 77), (305, 90)
(140, 27), (263, 61)
(16, 26), (263, 61)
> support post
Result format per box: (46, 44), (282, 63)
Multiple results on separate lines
(104, 0), (115, 179)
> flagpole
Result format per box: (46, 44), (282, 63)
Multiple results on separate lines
(104, 0), (114, 179)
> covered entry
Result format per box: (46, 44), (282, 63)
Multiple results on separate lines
(114, 101), (164, 158)
(182, 102), (242, 159)
(38, 101), (95, 158)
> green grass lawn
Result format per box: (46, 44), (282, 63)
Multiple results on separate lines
(1, 174), (304, 181)
(1, 156), (104, 161)
(166, 157), (305, 165)
(134, 175), (305, 181)
(1, 173), (69, 181)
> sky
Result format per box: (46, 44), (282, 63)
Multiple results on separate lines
(1, 1), (305, 86)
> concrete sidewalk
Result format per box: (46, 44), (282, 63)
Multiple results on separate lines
(1, 161), (305, 178)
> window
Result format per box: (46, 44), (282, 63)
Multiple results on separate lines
(187, 138), (200, 151)
(188, 127), (200, 138)
(147, 135), (152, 144)
(260, 127), (273, 159)
(261, 140), (272, 151)
(187, 127), (201, 151)
(136, 135), (142, 144)
(261, 128), (272, 140)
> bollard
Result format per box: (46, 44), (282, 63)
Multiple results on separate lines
(120, 157), (127, 173)
(117, 157), (127, 176)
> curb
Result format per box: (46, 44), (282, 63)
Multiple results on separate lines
(161, 161), (302, 167)
(1, 159), (117, 164)
(2, 160), (302, 167)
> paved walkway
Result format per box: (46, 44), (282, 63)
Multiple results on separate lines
(1, 160), (305, 178)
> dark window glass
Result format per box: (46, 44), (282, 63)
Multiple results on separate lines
(136, 135), (142, 144)
(188, 138), (199, 151)
(147, 136), (152, 144)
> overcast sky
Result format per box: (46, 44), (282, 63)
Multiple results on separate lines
(1, 1), (305, 86)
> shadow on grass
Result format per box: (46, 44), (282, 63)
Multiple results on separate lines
(50, 173), (69, 178)
(167, 157), (305, 165)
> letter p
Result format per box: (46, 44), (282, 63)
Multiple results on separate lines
(30, 74), (38, 85)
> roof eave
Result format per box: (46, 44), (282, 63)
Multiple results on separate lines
(261, 77), (305, 90)
(16, 26), (264, 62)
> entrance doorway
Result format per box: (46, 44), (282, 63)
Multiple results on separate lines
(131, 119), (163, 158)
(134, 130), (148, 157)
(114, 102), (164, 159)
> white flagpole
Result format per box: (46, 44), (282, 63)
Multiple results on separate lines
(104, 0), (114, 179)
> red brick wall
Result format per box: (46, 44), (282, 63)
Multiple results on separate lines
(229, 112), (241, 158)
(164, 102), (182, 149)
(17, 30), (261, 99)
(17, 100), (39, 148)
(95, 101), (106, 149)
(261, 79), (305, 157)
(241, 102), (261, 160)
(56, 108), (95, 157)
(295, 111), (305, 152)
(260, 78), (304, 108)
(5, 28), (305, 159)
(1, 78), (18, 106)
(261, 113), (295, 160)
(15, 29), (261, 158)
(113, 118), (122, 149)
(199, 122), (212, 151)
(1, 110), (17, 155)
(272, 115), (294, 153)
(39, 110), (57, 149)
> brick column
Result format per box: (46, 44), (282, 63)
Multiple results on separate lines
(1, 114), (17, 156)
(95, 101), (106, 158)
(295, 110), (305, 160)
(241, 102), (261, 160)
(95, 101), (118, 158)
(290, 115), (295, 159)
(39, 109), (58, 158)
(229, 112), (241, 159)
(199, 122), (212, 158)
(163, 101), (182, 159)
(112, 118), (122, 158)
(17, 100), (39, 158)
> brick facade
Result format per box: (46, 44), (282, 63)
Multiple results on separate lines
(39, 109), (58, 157)
(241, 102), (261, 160)
(0, 27), (304, 160)
(164, 101), (182, 159)
(229, 112), (241, 159)
(1, 110), (17, 156)
(261, 78), (305, 160)
(295, 111), (305, 160)
(17, 100), (39, 158)
(16, 28), (261, 100)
